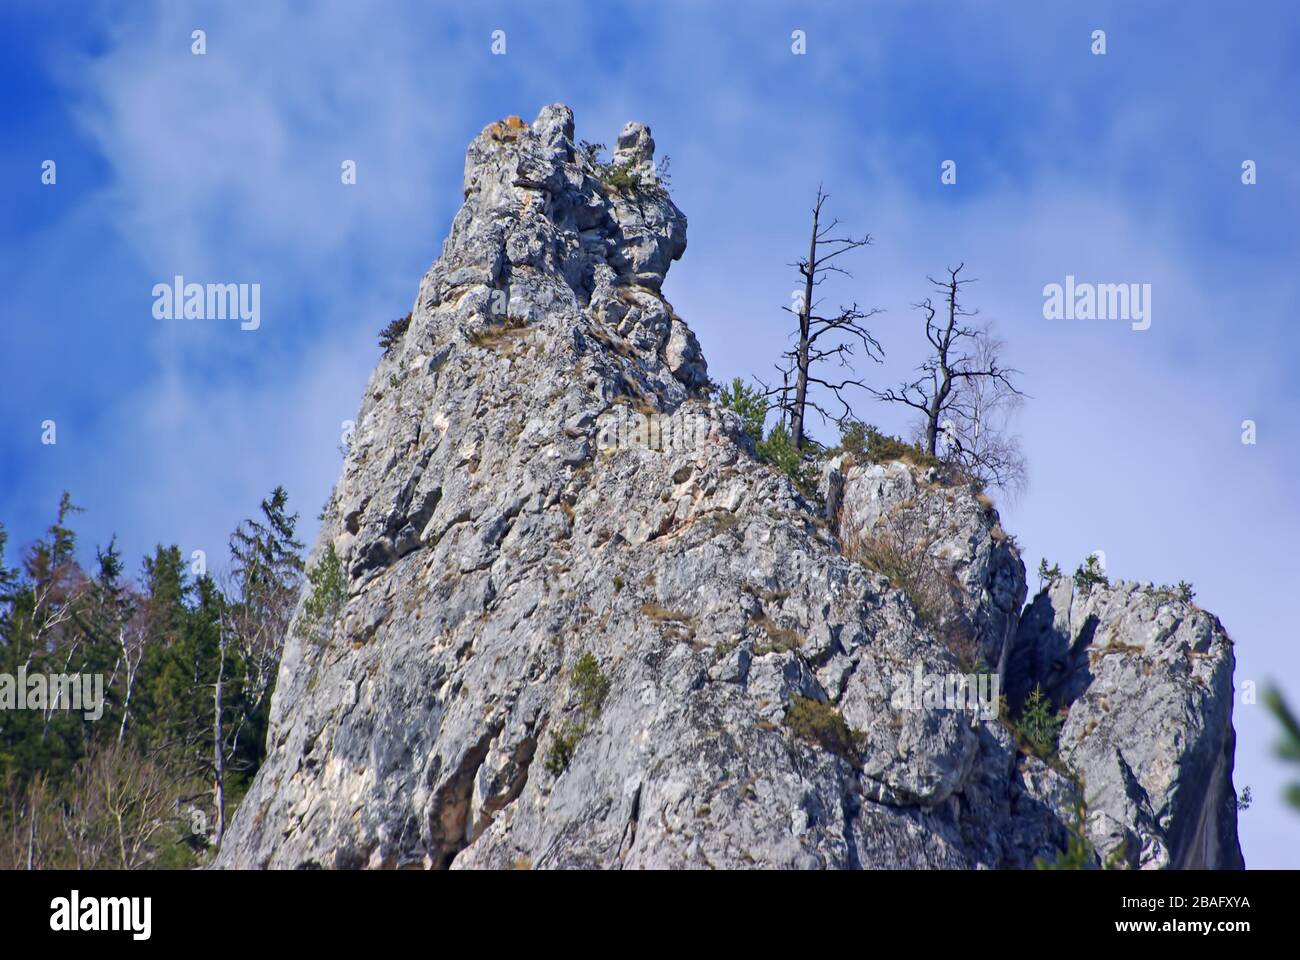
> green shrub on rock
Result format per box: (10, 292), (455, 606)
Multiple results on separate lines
(784, 696), (861, 760)
(297, 542), (347, 640)
(545, 653), (612, 776)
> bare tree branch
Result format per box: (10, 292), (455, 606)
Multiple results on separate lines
(774, 186), (884, 448)
(873, 266), (1028, 492)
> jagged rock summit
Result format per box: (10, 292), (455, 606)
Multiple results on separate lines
(216, 105), (1242, 869)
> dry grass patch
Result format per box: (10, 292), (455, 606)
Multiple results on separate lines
(468, 316), (529, 350)
(641, 602), (692, 623)
(750, 614), (803, 655)
(840, 496), (982, 666)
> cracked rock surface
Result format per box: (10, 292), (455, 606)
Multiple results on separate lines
(214, 106), (1241, 869)
(1008, 578), (1243, 868)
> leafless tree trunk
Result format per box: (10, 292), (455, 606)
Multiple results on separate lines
(213, 636), (227, 847)
(761, 186), (883, 449)
(114, 623), (147, 744)
(25, 801), (35, 871)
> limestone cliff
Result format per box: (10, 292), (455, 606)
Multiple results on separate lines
(214, 105), (1241, 870)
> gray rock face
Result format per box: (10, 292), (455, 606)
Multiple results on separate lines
(836, 461), (1026, 676)
(214, 105), (1241, 870)
(1009, 578), (1243, 868)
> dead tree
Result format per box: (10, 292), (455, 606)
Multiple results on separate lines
(761, 187), (883, 449)
(212, 632), (227, 848)
(872, 264), (1024, 471)
(941, 324), (1028, 494)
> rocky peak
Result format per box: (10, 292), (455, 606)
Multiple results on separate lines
(613, 121), (655, 169)
(214, 106), (1241, 870)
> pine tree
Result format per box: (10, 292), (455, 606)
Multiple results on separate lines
(1265, 687), (1300, 811)
(216, 487), (304, 843)
(225, 486), (302, 738)
(0, 495), (94, 790)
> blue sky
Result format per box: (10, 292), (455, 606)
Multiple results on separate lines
(2, 0), (1297, 865)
